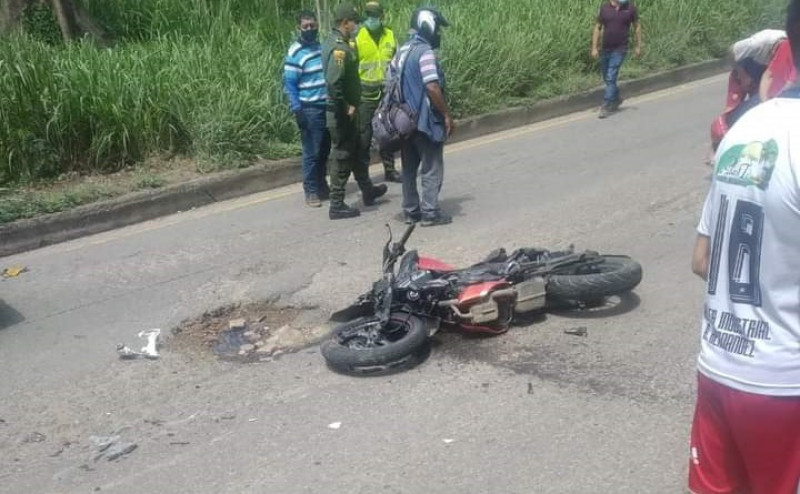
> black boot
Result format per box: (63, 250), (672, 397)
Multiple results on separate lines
(329, 202), (361, 220)
(362, 184), (388, 206)
(384, 170), (402, 183)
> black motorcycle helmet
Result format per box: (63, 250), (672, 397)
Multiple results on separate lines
(410, 7), (449, 49)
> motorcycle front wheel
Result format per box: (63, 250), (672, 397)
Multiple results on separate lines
(546, 255), (643, 302)
(322, 311), (430, 375)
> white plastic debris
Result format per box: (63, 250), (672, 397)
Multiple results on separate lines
(328, 422), (342, 430)
(443, 439), (455, 444)
(117, 328), (161, 360)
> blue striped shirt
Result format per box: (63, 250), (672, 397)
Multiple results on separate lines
(283, 41), (327, 112)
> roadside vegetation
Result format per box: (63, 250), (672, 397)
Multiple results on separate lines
(0, 0), (787, 222)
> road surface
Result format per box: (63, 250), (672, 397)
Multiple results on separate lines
(0, 74), (725, 493)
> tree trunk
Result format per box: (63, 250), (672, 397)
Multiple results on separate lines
(0, 0), (110, 44)
(50, 0), (77, 41)
(0, 0), (25, 34)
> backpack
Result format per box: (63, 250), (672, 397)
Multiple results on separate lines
(371, 43), (422, 153)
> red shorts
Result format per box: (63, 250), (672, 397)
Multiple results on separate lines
(689, 372), (800, 494)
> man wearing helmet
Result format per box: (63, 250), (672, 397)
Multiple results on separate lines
(389, 7), (454, 227)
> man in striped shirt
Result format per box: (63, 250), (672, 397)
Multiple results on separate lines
(284, 10), (330, 208)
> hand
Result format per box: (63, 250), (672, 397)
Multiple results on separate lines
(347, 105), (356, 119)
(445, 114), (454, 138)
(294, 110), (305, 130)
(591, 47), (600, 59)
(634, 45), (642, 58)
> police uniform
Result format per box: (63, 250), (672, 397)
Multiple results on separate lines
(322, 20), (385, 216)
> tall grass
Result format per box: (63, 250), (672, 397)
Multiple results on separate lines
(0, 0), (788, 184)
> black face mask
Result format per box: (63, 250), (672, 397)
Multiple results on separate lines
(300, 29), (319, 43)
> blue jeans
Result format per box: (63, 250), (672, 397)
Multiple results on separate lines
(601, 50), (626, 105)
(299, 105), (330, 196)
(401, 132), (444, 219)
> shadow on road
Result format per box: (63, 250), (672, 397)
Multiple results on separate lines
(547, 292), (641, 320)
(390, 194), (475, 223)
(0, 299), (25, 329)
(439, 195), (473, 219)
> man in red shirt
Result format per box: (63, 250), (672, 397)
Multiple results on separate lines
(591, 0), (642, 119)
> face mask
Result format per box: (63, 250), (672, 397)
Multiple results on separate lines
(300, 29), (318, 43)
(351, 23), (360, 39)
(364, 17), (381, 33)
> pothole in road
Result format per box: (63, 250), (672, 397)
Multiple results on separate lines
(170, 301), (322, 363)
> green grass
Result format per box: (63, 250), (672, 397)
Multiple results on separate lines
(0, 165), (179, 222)
(0, 0), (789, 191)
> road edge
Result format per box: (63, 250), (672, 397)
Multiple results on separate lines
(0, 58), (726, 258)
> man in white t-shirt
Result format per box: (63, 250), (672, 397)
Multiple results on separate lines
(689, 4), (800, 493)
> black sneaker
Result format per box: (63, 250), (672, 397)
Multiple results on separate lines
(362, 184), (388, 206)
(404, 213), (421, 225)
(609, 97), (624, 112)
(420, 213), (452, 227)
(329, 203), (361, 220)
(384, 170), (402, 183)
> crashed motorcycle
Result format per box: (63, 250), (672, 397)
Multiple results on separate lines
(322, 224), (642, 374)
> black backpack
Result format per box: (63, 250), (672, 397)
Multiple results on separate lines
(371, 43), (423, 153)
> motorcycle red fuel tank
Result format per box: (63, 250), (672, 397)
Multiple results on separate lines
(417, 256), (456, 272)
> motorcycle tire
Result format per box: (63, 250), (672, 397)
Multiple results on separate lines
(546, 255), (643, 302)
(322, 311), (430, 374)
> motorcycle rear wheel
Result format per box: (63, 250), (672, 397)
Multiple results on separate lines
(322, 312), (429, 375)
(546, 255), (642, 302)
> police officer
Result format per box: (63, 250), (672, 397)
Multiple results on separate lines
(322, 2), (387, 220)
(354, 1), (400, 183)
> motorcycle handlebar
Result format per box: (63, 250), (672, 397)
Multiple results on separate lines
(398, 223), (416, 249)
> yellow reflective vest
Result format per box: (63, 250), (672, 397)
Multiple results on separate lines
(354, 27), (396, 99)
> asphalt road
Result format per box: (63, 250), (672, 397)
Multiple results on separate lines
(0, 74), (725, 494)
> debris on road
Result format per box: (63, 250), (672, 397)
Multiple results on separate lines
(564, 326), (588, 337)
(90, 435), (137, 462)
(2, 265), (27, 278)
(527, 382), (534, 395)
(23, 432), (46, 443)
(50, 441), (73, 457)
(117, 329), (161, 359)
(327, 422), (342, 430)
(443, 439), (455, 444)
(90, 435), (120, 452)
(228, 318), (247, 330)
(105, 442), (138, 461)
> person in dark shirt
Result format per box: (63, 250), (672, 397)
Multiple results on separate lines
(591, 0), (642, 118)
